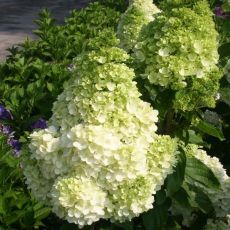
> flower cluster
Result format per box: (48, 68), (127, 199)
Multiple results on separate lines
(0, 105), (13, 120)
(135, 0), (222, 111)
(214, 6), (230, 19)
(0, 105), (21, 156)
(30, 118), (47, 130)
(24, 47), (178, 227)
(117, 0), (160, 51)
(186, 144), (230, 218)
(51, 177), (110, 226)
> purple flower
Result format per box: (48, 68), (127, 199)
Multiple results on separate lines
(0, 105), (13, 120)
(0, 124), (13, 136)
(8, 138), (21, 156)
(30, 118), (47, 130)
(214, 6), (230, 19)
(214, 6), (223, 17)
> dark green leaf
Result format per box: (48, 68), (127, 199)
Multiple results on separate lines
(194, 120), (225, 141)
(191, 186), (214, 214)
(0, 196), (7, 215)
(218, 43), (230, 58)
(34, 207), (51, 221)
(142, 199), (170, 230)
(185, 156), (220, 189)
(166, 148), (186, 196)
(59, 223), (80, 230)
(115, 222), (133, 230)
(172, 188), (190, 209)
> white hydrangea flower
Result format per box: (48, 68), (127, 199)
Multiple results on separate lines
(147, 135), (178, 191)
(24, 47), (177, 227)
(117, 0), (160, 51)
(23, 162), (53, 202)
(109, 176), (155, 222)
(51, 177), (111, 228)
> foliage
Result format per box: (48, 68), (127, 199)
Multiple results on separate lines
(0, 132), (51, 229)
(0, 0), (230, 229)
(0, 2), (121, 136)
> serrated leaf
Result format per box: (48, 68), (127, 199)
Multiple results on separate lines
(166, 148), (186, 196)
(185, 156), (220, 189)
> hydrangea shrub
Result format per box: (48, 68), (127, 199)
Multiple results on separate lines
(20, 0), (230, 229)
(24, 47), (178, 227)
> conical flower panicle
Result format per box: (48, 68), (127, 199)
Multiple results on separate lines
(24, 47), (178, 227)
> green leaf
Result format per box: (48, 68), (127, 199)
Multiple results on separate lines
(166, 148), (186, 196)
(22, 208), (34, 227)
(47, 82), (54, 92)
(172, 188), (190, 209)
(194, 120), (225, 141)
(155, 189), (166, 206)
(185, 156), (220, 189)
(59, 223), (80, 230)
(218, 43), (230, 58)
(142, 199), (170, 230)
(184, 183), (214, 215)
(34, 207), (51, 221)
(186, 130), (203, 145)
(15, 194), (28, 209)
(0, 196), (7, 215)
(5, 210), (25, 225)
(115, 222), (133, 230)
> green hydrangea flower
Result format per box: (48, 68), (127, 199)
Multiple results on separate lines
(24, 46), (178, 227)
(117, 0), (160, 51)
(135, 0), (222, 111)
